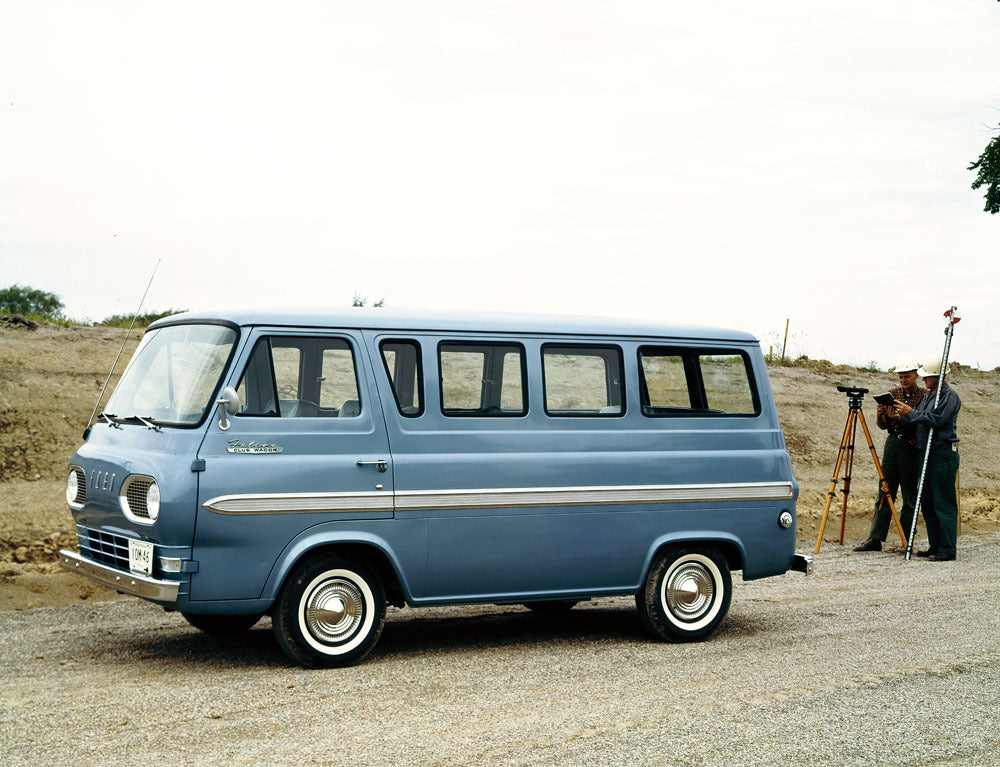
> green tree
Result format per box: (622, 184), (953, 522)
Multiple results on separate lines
(969, 127), (1000, 214)
(0, 284), (65, 319)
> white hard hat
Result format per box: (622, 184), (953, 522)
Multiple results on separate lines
(892, 356), (919, 373)
(918, 356), (950, 377)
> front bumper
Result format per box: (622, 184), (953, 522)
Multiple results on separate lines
(791, 553), (814, 575)
(58, 548), (180, 602)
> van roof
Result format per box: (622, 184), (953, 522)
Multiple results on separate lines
(152, 307), (758, 343)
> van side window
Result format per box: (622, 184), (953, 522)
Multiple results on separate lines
(272, 346), (301, 402)
(638, 347), (759, 416)
(319, 345), (361, 412)
(701, 354), (757, 414)
(439, 341), (526, 417)
(542, 345), (624, 416)
(380, 340), (423, 417)
(236, 339), (279, 415)
(236, 337), (361, 418)
(639, 352), (689, 409)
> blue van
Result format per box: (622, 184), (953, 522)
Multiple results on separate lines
(60, 309), (810, 667)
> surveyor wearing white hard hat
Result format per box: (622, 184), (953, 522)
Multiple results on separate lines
(894, 355), (961, 561)
(917, 356), (951, 377)
(854, 355), (927, 552)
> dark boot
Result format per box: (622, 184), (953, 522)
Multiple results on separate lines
(853, 538), (882, 552)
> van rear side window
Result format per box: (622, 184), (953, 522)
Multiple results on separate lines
(542, 345), (624, 416)
(638, 347), (759, 416)
(439, 341), (526, 416)
(236, 336), (361, 418)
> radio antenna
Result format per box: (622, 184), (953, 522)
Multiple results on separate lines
(83, 259), (161, 439)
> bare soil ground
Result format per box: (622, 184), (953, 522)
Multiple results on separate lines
(2, 320), (998, 610)
(5, 535), (1000, 766)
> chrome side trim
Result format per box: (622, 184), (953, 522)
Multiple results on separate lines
(203, 491), (394, 515)
(203, 482), (793, 515)
(395, 482), (794, 511)
(58, 548), (180, 602)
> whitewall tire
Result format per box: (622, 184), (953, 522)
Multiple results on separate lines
(636, 545), (732, 642)
(274, 553), (386, 668)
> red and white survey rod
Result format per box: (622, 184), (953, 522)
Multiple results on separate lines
(905, 306), (961, 560)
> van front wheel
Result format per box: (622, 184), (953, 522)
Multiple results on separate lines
(636, 546), (731, 642)
(273, 553), (386, 668)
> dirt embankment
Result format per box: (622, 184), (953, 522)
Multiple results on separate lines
(1, 321), (998, 609)
(770, 360), (1000, 542)
(1, 321), (139, 608)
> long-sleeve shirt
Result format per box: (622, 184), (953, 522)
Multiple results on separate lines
(876, 385), (926, 448)
(902, 382), (961, 449)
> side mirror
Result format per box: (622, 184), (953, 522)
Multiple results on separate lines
(216, 386), (240, 431)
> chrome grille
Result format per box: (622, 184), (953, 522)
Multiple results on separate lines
(75, 469), (87, 505)
(77, 528), (130, 571)
(123, 477), (152, 520)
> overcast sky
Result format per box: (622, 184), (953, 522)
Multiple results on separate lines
(2, 1), (998, 369)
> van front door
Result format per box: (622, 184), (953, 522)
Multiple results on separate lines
(192, 329), (392, 602)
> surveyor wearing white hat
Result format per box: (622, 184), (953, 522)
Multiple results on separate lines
(894, 355), (961, 561)
(854, 356), (927, 552)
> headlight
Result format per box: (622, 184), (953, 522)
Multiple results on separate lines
(120, 476), (158, 523)
(66, 470), (80, 505)
(146, 482), (161, 521)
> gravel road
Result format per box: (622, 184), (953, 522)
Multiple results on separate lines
(3, 535), (1000, 766)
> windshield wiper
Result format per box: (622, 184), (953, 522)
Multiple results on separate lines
(116, 414), (165, 431)
(98, 412), (122, 429)
(133, 415), (162, 432)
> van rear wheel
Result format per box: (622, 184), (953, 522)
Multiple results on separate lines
(636, 545), (731, 642)
(273, 553), (386, 668)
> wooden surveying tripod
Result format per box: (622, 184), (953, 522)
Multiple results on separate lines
(814, 386), (907, 554)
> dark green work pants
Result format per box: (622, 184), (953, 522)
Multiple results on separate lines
(868, 435), (920, 544)
(921, 443), (960, 557)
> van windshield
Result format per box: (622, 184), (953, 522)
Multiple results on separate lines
(104, 324), (238, 427)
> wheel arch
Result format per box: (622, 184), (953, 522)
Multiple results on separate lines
(261, 530), (410, 608)
(639, 532), (745, 586)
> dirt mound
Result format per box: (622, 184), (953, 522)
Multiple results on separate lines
(0, 406), (45, 481)
(0, 530), (76, 564)
(0, 321), (139, 484)
(1, 314), (40, 330)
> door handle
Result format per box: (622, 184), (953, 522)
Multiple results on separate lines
(356, 460), (388, 473)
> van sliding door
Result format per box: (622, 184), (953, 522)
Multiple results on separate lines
(370, 333), (651, 602)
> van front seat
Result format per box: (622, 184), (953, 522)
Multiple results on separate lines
(339, 400), (361, 418)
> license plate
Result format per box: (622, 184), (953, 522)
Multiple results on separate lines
(128, 539), (154, 576)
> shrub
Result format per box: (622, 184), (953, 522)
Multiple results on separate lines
(0, 285), (65, 320)
(98, 309), (185, 328)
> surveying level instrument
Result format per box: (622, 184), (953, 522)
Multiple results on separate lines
(905, 306), (961, 560)
(814, 385), (908, 554)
